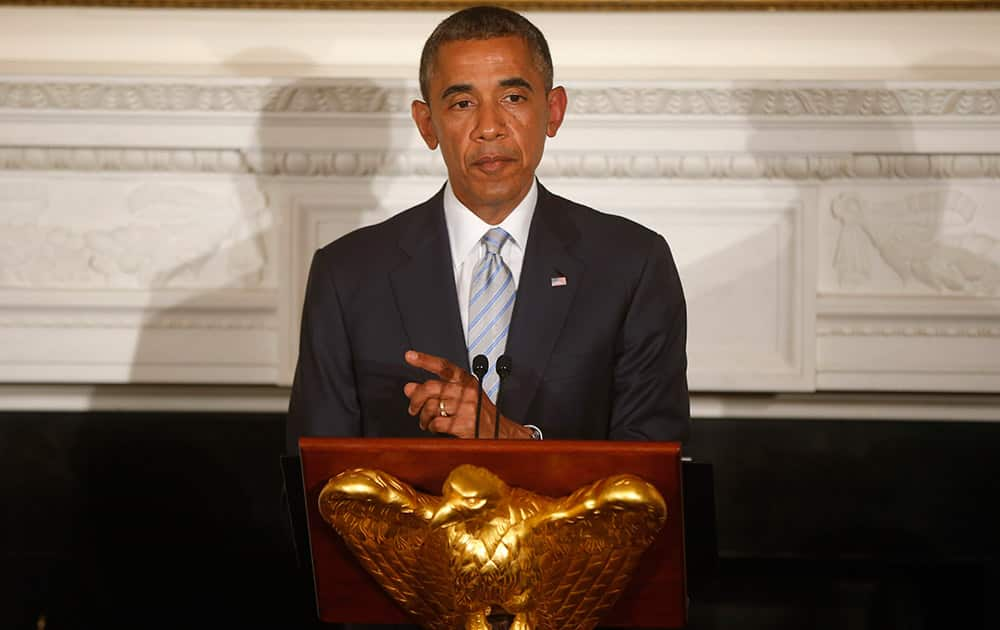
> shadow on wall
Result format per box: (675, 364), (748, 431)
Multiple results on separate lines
(113, 59), (392, 384)
(48, 53), (393, 628)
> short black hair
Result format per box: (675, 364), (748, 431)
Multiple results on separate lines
(419, 5), (554, 103)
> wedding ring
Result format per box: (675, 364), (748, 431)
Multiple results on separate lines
(438, 399), (449, 417)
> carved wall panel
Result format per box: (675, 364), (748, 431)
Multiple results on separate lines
(0, 175), (273, 289)
(819, 185), (1000, 298)
(0, 171), (278, 383)
(816, 182), (1000, 391)
(546, 181), (815, 392)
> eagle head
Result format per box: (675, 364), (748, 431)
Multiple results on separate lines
(430, 464), (509, 528)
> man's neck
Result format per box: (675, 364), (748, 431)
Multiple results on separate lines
(450, 183), (533, 226)
(472, 205), (515, 226)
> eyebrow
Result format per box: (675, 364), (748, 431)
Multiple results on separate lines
(440, 83), (473, 100)
(438, 77), (535, 101)
(499, 77), (534, 92)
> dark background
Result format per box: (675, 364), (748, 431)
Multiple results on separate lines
(2, 410), (997, 629)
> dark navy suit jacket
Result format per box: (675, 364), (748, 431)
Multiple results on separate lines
(287, 183), (689, 451)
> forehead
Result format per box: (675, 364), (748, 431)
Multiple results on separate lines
(430, 36), (541, 90)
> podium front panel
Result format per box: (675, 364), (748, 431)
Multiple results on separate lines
(300, 437), (686, 627)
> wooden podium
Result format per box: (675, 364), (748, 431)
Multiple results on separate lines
(299, 437), (687, 628)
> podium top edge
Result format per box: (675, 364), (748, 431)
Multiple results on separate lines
(300, 436), (682, 456)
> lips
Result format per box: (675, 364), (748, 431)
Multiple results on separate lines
(471, 153), (516, 174)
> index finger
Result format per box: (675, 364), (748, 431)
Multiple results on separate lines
(405, 350), (462, 383)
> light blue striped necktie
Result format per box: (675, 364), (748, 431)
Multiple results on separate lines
(467, 227), (516, 401)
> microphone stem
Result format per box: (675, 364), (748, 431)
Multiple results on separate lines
(494, 355), (512, 440)
(494, 384), (504, 440)
(474, 381), (484, 440)
(471, 355), (489, 440)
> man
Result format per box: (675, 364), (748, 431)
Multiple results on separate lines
(285, 7), (689, 629)
(287, 5), (688, 453)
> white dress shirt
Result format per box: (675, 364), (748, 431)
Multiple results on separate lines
(443, 180), (537, 345)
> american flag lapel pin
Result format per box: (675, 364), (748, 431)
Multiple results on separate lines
(550, 275), (567, 287)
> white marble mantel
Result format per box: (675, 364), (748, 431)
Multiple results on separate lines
(1, 76), (999, 399)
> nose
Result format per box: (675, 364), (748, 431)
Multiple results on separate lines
(474, 101), (506, 141)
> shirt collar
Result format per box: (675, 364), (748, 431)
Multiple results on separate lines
(443, 179), (537, 270)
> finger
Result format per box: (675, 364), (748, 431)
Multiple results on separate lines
(418, 382), (472, 431)
(405, 350), (463, 383)
(442, 381), (477, 414)
(405, 380), (445, 416)
(418, 384), (460, 429)
(419, 399), (441, 430)
(419, 397), (460, 431)
(426, 415), (460, 436)
(426, 403), (490, 438)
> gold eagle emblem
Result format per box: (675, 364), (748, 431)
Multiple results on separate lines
(319, 464), (667, 630)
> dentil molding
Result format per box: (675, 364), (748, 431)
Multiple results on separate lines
(568, 87), (1000, 117)
(818, 325), (1000, 338)
(2, 80), (1000, 118)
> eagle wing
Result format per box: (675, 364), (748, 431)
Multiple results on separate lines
(318, 468), (461, 629)
(526, 474), (668, 630)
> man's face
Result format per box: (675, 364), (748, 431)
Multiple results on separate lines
(412, 36), (567, 223)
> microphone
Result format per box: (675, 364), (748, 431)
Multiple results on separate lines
(493, 355), (512, 439)
(471, 354), (489, 440)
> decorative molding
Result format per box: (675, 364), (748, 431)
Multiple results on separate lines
(0, 384), (293, 414)
(0, 82), (416, 114)
(568, 87), (1000, 117)
(6, 147), (1000, 180)
(3, 81), (1000, 118)
(0, 147), (247, 172)
(0, 314), (275, 330)
(816, 293), (1000, 315)
(537, 154), (1000, 181)
(245, 150), (446, 177)
(818, 325), (1000, 337)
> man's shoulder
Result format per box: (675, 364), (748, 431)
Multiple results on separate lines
(540, 187), (663, 252)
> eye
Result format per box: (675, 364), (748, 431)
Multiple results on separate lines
(505, 94), (526, 104)
(452, 99), (474, 110)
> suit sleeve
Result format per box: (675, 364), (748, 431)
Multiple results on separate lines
(286, 248), (363, 455)
(608, 234), (690, 442)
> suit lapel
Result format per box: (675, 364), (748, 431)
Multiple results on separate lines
(389, 190), (470, 372)
(503, 185), (582, 423)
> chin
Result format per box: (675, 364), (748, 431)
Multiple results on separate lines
(474, 181), (529, 206)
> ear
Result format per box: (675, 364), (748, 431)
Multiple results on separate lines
(545, 86), (567, 138)
(411, 99), (439, 150)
